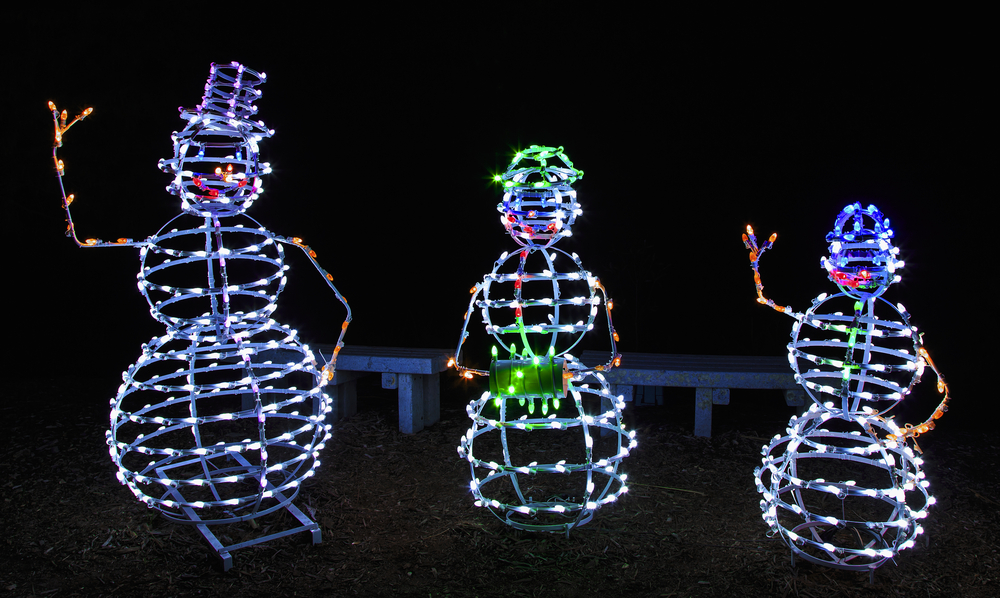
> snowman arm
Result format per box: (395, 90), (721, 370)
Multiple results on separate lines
(589, 278), (622, 372)
(50, 103), (140, 249)
(275, 235), (352, 379)
(451, 282), (489, 379)
(742, 225), (796, 317)
(887, 341), (951, 450)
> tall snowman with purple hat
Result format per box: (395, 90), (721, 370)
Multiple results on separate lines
(50, 62), (351, 556)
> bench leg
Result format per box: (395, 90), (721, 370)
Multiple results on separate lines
(398, 374), (425, 434)
(613, 384), (634, 403)
(423, 373), (440, 427)
(694, 387), (713, 438)
(328, 380), (357, 420)
(783, 389), (806, 407)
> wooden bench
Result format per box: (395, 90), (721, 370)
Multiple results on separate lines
(315, 345), (453, 434)
(579, 351), (806, 437)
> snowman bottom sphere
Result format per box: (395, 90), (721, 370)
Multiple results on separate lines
(108, 327), (332, 525)
(459, 370), (634, 533)
(754, 404), (932, 571)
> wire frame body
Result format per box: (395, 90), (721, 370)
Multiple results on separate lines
(52, 62), (350, 527)
(456, 147), (633, 534)
(478, 246), (602, 360)
(789, 294), (924, 412)
(747, 203), (940, 573)
(755, 403), (931, 571)
(109, 213), (334, 524)
(459, 366), (632, 533)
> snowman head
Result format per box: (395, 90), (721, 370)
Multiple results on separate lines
(496, 146), (583, 248)
(821, 202), (903, 299)
(159, 62), (274, 217)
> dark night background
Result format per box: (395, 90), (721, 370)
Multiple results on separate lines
(6, 10), (987, 431)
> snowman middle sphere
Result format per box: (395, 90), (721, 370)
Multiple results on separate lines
(456, 146), (635, 533)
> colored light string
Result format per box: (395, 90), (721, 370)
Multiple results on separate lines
(51, 62), (351, 525)
(743, 202), (951, 572)
(455, 146), (635, 534)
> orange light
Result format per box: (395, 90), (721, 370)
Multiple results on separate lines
(613, 332), (620, 342)
(768, 233), (777, 243)
(326, 273), (334, 281)
(746, 225), (754, 235)
(607, 299), (614, 311)
(446, 358), (456, 368)
(65, 194), (75, 206)
(308, 250), (317, 258)
(84, 238), (98, 246)
(469, 287), (477, 294)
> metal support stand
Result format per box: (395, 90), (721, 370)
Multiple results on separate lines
(158, 453), (322, 571)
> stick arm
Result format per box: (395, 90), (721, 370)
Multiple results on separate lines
(274, 235), (352, 380)
(450, 282), (489, 380)
(50, 102), (142, 249)
(885, 337), (952, 450)
(743, 225), (798, 317)
(588, 277), (622, 372)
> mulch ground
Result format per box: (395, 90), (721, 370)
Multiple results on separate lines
(2, 375), (997, 597)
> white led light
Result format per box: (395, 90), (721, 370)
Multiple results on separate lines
(454, 146), (630, 534)
(52, 62), (352, 529)
(744, 202), (948, 572)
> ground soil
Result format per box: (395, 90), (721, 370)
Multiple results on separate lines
(2, 375), (997, 597)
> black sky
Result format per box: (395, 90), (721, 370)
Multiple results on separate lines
(7, 11), (987, 424)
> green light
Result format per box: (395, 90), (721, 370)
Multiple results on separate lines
(491, 345), (498, 358)
(508, 385), (516, 394)
(515, 370), (524, 379)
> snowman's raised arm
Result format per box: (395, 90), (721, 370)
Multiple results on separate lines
(742, 225), (798, 318)
(451, 281), (489, 380)
(50, 102), (142, 249)
(274, 235), (352, 377)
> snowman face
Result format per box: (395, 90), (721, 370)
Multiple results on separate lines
(497, 188), (580, 247)
(497, 146), (583, 248)
(821, 203), (902, 299)
(162, 121), (271, 216)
